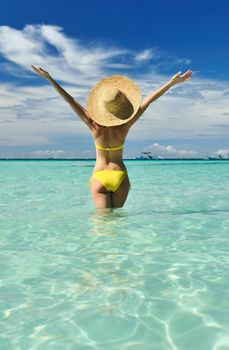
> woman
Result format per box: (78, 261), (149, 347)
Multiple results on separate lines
(31, 65), (192, 209)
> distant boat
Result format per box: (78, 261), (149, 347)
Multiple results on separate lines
(206, 155), (228, 160)
(134, 151), (163, 160)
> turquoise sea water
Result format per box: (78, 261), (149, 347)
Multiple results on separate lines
(0, 159), (229, 350)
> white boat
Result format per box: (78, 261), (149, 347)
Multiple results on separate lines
(135, 151), (162, 160)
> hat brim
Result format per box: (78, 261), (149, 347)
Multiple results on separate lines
(86, 75), (141, 126)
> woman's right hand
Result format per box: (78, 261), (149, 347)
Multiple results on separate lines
(31, 65), (51, 80)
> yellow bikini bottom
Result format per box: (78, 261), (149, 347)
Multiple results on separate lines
(89, 170), (131, 192)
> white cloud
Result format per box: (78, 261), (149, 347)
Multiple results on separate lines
(134, 49), (156, 62)
(30, 149), (74, 158)
(32, 150), (65, 156)
(0, 24), (130, 84)
(143, 142), (199, 158)
(0, 148), (95, 159)
(214, 149), (229, 157)
(0, 131), (50, 146)
(176, 58), (192, 65)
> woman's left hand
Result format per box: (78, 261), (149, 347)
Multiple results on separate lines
(31, 65), (51, 80)
(169, 69), (192, 85)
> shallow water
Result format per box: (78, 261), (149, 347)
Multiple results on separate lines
(0, 160), (229, 349)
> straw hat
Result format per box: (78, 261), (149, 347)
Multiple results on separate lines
(86, 75), (142, 126)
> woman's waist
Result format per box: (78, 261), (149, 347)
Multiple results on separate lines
(93, 160), (127, 172)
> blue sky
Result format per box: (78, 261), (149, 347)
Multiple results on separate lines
(0, 0), (229, 158)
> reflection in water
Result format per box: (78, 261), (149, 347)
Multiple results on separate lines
(88, 208), (129, 236)
(75, 207), (141, 317)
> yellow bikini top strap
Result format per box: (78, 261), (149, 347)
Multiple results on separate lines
(95, 143), (124, 151)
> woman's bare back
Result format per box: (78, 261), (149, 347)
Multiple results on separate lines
(89, 122), (128, 145)
(89, 122), (130, 171)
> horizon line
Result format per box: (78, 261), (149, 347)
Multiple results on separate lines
(0, 158), (229, 161)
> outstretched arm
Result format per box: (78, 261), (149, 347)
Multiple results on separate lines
(141, 69), (192, 110)
(124, 70), (192, 130)
(31, 66), (92, 129)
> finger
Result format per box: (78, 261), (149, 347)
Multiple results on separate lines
(181, 71), (191, 78)
(185, 69), (192, 75)
(174, 71), (181, 78)
(31, 65), (39, 72)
